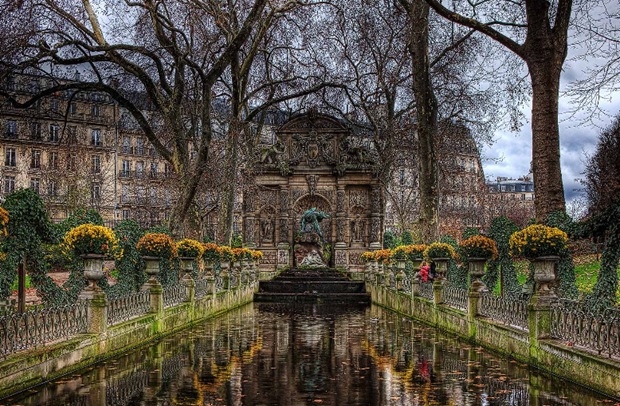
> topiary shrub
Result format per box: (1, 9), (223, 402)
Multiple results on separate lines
(486, 216), (519, 296)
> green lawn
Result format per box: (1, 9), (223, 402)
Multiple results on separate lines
(512, 255), (620, 303)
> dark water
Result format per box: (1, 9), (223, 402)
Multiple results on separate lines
(5, 303), (618, 405)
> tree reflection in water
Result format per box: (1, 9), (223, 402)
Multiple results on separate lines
(6, 303), (617, 405)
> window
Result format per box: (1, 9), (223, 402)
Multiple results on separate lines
(91, 155), (101, 174)
(67, 153), (77, 171)
(5, 120), (17, 138)
(68, 126), (77, 144)
(136, 186), (145, 203)
(121, 160), (130, 177)
(5, 148), (16, 167)
(50, 99), (59, 112)
(136, 161), (144, 177)
(91, 129), (102, 146)
(30, 122), (41, 140)
(121, 136), (131, 154)
(121, 185), (129, 203)
(136, 138), (145, 155)
(91, 183), (101, 203)
(69, 102), (77, 114)
(149, 187), (157, 204)
(399, 169), (405, 186)
(164, 163), (171, 178)
(49, 151), (58, 169)
(31, 149), (41, 169)
(49, 124), (60, 142)
(91, 104), (100, 117)
(30, 79), (39, 92)
(47, 180), (57, 196)
(30, 178), (40, 194)
(4, 176), (15, 194)
(150, 162), (158, 178)
(122, 209), (130, 220)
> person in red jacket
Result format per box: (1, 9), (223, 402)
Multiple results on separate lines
(419, 262), (430, 282)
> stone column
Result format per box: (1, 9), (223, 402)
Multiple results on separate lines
(369, 185), (382, 250)
(334, 186), (348, 269)
(79, 256), (108, 336)
(181, 259), (195, 321)
(529, 256), (559, 347)
(277, 186), (291, 269)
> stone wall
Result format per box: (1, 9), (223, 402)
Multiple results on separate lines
(368, 283), (620, 399)
(0, 283), (256, 400)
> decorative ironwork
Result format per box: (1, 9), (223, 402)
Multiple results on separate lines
(215, 275), (225, 292)
(443, 285), (468, 310)
(107, 290), (151, 326)
(195, 278), (210, 298)
(479, 293), (529, 330)
(0, 302), (87, 357)
(551, 298), (620, 359)
(163, 284), (187, 308)
(418, 282), (434, 300)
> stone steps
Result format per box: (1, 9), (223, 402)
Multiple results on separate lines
(254, 267), (370, 305)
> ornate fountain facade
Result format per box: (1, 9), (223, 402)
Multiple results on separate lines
(243, 112), (384, 272)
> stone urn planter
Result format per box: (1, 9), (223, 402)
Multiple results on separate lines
(179, 257), (194, 281)
(468, 258), (487, 292)
(431, 258), (450, 281)
(532, 256), (559, 295)
(81, 254), (106, 291)
(142, 256), (161, 287)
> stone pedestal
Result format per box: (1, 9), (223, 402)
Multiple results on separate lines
(334, 242), (348, 269)
(277, 242), (290, 270)
(529, 256), (559, 341)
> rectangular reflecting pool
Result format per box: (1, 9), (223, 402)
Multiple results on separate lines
(4, 303), (618, 405)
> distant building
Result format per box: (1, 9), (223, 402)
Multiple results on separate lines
(485, 176), (535, 227)
(0, 73), (172, 228)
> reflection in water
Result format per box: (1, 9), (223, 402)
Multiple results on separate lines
(5, 303), (617, 405)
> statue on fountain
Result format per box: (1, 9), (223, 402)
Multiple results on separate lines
(299, 207), (330, 242)
(295, 208), (330, 267)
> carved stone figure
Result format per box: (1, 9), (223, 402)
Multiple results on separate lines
(260, 140), (285, 164)
(261, 216), (274, 242)
(299, 249), (326, 268)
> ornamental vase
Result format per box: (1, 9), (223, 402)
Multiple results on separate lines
(532, 256), (559, 295)
(468, 257), (487, 292)
(432, 257), (450, 280)
(410, 258), (423, 271)
(82, 254), (105, 291)
(179, 257), (194, 280)
(142, 256), (160, 282)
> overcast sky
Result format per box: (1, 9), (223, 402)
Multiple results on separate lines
(480, 66), (619, 203)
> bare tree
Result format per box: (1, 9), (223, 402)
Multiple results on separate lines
(422, 0), (573, 221)
(0, 0), (272, 234)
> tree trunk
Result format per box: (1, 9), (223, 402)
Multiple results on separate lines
(217, 118), (242, 245)
(405, 0), (439, 243)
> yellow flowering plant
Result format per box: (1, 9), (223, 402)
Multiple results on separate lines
(202, 242), (220, 262)
(176, 238), (204, 259)
(217, 245), (235, 262)
(250, 250), (264, 261)
(401, 244), (428, 261)
(232, 247), (253, 261)
(390, 246), (409, 260)
(0, 207), (8, 236)
(509, 224), (568, 259)
(136, 233), (177, 259)
(458, 235), (498, 260)
(374, 249), (392, 264)
(360, 251), (375, 262)
(63, 223), (121, 258)
(423, 242), (456, 261)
